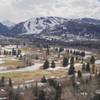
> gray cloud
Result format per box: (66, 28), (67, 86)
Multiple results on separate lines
(0, 0), (100, 22)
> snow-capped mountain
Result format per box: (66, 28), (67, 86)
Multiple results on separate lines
(23, 17), (64, 34)
(11, 17), (68, 35)
(1, 20), (15, 28)
(0, 17), (100, 39)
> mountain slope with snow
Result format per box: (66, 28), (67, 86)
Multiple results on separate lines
(1, 20), (15, 28)
(19, 17), (68, 35)
(0, 17), (100, 39)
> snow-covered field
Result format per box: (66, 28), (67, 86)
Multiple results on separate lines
(47, 63), (82, 71)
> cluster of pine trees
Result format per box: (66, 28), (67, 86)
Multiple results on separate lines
(43, 60), (56, 69)
(0, 48), (22, 57)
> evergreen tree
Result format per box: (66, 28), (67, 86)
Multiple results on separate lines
(0, 76), (5, 87)
(38, 90), (45, 100)
(41, 76), (47, 83)
(73, 50), (76, 55)
(81, 51), (85, 57)
(58, 52), (60, 58)
(48, 79), (62, 100)
(68, 65), (75, 75)
(90, 56), (95, 73)
(46, 47), (49, 55)
(82, 63), (86, 71)
(43, 60), (49, 69)
(59, 47), (63, 52)
(70, 56), (74, 65)
(9, 78), (13, 87)
(90, 56), (95, 64)
(92, 64), (95, 74)
(70, 50), (72, 54)
(17, 49), (21, 55)
(76, 56), (78, 61)
(4, 50), (7, 55)
(51, 60), (56, 68)
(63, 57), (68, 67)
(34, 81), (38, 97)
(12, 48), (16, 55)
(77, 70), (82, 79)
(86, 62), (90, 72)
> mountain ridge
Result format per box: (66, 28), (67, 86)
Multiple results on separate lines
(0, 17), (100, 39)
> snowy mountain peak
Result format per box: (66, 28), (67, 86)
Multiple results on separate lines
(23, 16), (68, 34)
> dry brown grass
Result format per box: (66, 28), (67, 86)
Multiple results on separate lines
(21, 47), (33, 54)
(0, 59), (25, 68)
(0, 69), (67, 84)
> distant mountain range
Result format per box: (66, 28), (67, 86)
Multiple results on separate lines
(0, 17), (100, 39)
(1, 20), (15, 28)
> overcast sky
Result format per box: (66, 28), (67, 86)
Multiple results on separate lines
(0, 0), (100, 22)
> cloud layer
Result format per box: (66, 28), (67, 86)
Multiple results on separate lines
(0, 0), (100, 22)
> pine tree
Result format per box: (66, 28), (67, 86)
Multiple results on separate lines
(43, 60), (49, 69)
(81, 51), (85, 57)
(90, 56), (95, 64)
(70, 50), (72, 54)
(63, 57), (68, 67)
(86, 62), (90, 72)
(92, 64), (95, 74)
(58, 52), (60, 58)
(0, 76), (5, 87)
(41, 76), (47, 83)
(4, 50), (7, 55)
(59, 47), (63, 52)
(51, 60), (56, 68)
(12, 48), (16, 55)
(17, 49), (21, 55)
(9, 78), (13, 87)
(68, 64), (75, 75)
(70, 56), (74, 65)
(90, 56), (95, 73)
(77, 70), (82, 79)
(46, 47), (49, 55)
(34, 81), (38, 97)
(82, 63), (86, 71)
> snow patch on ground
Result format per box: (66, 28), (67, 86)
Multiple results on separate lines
(95, 60), (100, 64)
(0, 63), (43, 73)
(84, 55), (91, 59)
(47, 63), (82, 71)
(0, 58), (5, 64)
(0, 67), (7, 71)
(47, 65), (70, 71)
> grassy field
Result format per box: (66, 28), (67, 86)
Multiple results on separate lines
(0, 69), (67, 84)
(0, 58), (25, 69)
